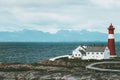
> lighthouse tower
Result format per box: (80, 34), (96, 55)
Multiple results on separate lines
(108, 24), (116, 57)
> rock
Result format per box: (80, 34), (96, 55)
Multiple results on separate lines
(3, 72), (15, 79)
(0, 59), (120, 79)
(17, 73), (25, 80)
(26, 73), (36, 80)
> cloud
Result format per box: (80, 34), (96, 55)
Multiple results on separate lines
(90, 0), (120, 9)
(0, 0), (86, 8)
(0, 0), (120, 33)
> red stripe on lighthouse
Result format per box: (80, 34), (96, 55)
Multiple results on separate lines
(108, 24), (116, 57)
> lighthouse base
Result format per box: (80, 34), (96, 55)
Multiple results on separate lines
(110, 55), (117, 57)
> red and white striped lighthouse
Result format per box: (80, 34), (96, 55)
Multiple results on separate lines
(108, 23), (116, 57)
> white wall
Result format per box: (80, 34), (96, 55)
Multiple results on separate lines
(82, 52), (104, 60)
(72, 50), (82, 58)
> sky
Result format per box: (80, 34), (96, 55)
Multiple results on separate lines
(0, 0), (120, 34)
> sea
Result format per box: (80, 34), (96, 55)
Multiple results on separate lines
(0, 42), (120, 64)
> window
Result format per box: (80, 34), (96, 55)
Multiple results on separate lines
(75, 54), (77, 56)
(79, 54), (80, 56)
(101, 52), (103, 54)
(83, 53), (86, 56)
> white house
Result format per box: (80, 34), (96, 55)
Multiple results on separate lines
(71, 46), (110, 60)
(72, 46), (87, 58)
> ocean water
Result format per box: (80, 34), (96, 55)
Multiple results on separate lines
(0, 42), (120, 64)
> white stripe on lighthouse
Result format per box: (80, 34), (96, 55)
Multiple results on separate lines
(108, 34), (114, 39)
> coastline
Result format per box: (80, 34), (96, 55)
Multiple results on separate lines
(0, 57), (120, 80)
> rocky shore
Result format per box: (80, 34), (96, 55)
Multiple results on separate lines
(0, 57), (120, 80)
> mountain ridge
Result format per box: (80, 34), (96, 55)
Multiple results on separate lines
(0, 30), (119, 42)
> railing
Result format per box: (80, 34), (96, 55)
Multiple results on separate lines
(86, 61), (120, 72)
(49, 55), (70, 61)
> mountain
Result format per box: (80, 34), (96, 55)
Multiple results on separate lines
(0, 29), (119, 42)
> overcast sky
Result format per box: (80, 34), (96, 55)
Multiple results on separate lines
(0, 0), (120, 33)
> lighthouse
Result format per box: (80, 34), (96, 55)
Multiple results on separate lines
(108, 24), (116, 57)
